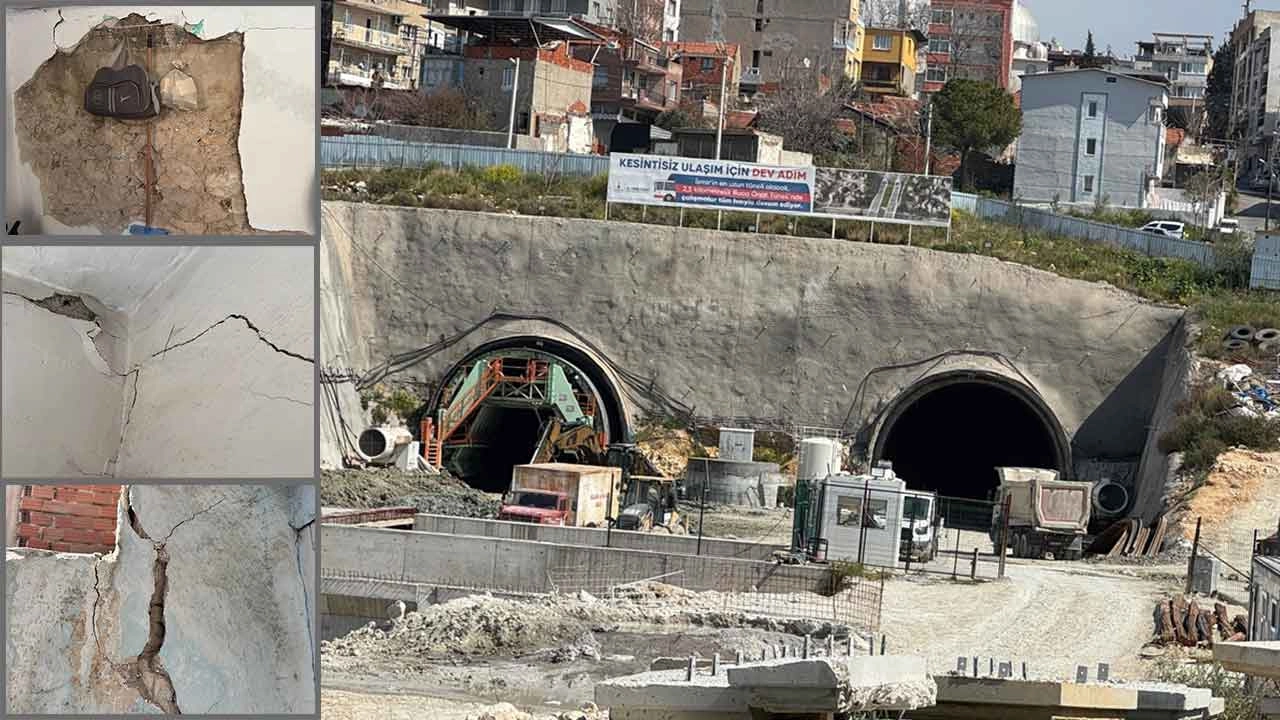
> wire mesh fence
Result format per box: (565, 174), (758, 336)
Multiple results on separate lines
(321, 134), (609, 176)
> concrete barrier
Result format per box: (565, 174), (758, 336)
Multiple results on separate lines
(322, 524), (832, 595)
(412, 513), (786, 561)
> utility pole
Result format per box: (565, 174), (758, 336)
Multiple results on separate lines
(715, 53), (731, 161)
(923, 101), (934, 174)
(506, 56), (520, 150)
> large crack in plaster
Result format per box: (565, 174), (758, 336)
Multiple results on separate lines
(291, 516), (316, 666)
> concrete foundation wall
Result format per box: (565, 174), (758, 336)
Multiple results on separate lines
(5, 484), (317, 714)
(319, 203), (1185, 507)
(1132, 317), (1193, 521)
(5, 5), (316, 234)
(412, 513), (786, 560)
(322, 524), (833, 594)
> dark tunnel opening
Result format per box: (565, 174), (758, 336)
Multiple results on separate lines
(875, 377), (1066, 528)
(447, 406), (549, 493)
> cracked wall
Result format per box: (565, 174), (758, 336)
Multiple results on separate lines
(4, 6), (317, 235)
(1, 246), (315, 478)
(5, 483), (318, 714)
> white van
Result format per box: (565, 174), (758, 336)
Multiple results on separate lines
(1140, 220), (1186, 239)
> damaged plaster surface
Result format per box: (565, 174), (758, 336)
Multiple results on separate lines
(5, 6), (317, 235)
(1, 246), (315, 478)
(5, 484), (318, 714)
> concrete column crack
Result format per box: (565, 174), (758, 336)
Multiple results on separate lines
(293, 521), (316, 667)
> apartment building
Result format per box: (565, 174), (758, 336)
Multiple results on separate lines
(329, 0), (430, 90)
(860, 27), (924, 97)
(1015, 69), (1169, 208)
(1133, 33), (1213, 104)
(664, 41), (741, 103)
(924, 0), (1015, 93)
(1230, 10), (1280, 186)
(679, 0), (864, 91)
(420, 14), (602, 151)
(571, 23), (683, 148)
(487, 0), (618, 23)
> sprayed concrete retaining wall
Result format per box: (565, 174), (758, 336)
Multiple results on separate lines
(320, 203), (1188, 514)
(5, 484), (317, 714)
(412, 513), (786, 561)
(322, 524), (830, 595)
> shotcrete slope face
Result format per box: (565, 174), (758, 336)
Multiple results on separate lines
(4, 484), (317, 714)
(319, 204), (1188, 517)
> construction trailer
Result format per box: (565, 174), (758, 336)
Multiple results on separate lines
(991, 467), (1093, 561)
(810, 470), (907, 571)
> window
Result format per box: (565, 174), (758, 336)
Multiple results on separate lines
(1088, 101), (1098, 118)
(592, 1), (601, 18)
(928, 38), (951, 54)
(927, 67), (947, 83)
(1106, 76), (1118, 83)
(517, 111), (530, 133)
(755, 18), (763, 31)
(1083, 175), (1095, 193)
(592, 66), (608, 87)
(931, 8), (952, 24)
(1086, 138), (1097, 155)
(1148, 106), (1161, 123)
(873, 34), (892, 51)
(752, 50), (762, 67)
(836, 497), (890, 529)
(502, 66), (515, 90)
(701, 58), (715, 72)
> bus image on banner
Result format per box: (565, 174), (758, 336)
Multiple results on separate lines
(659, 173), (813, 213)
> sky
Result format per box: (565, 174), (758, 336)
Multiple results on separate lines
(1019, 0), (1274, 57)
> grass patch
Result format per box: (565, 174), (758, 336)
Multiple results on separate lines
(323, 166), (1278, 358)
(1148, 659), (1264, 720)
(1158, 383), (1280, 477)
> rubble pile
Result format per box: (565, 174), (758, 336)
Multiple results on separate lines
(1216, 362), (1279, 419)
(1151, 596), (1247, 647)
(320, 468), (501, 518)
(322, 583), (854, 667)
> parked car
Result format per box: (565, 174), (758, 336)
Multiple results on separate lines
(1216, 219), (1240, 235)
(1140, 220), (1186, 239)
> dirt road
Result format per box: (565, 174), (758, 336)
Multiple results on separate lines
(881, 560), (1175, 681)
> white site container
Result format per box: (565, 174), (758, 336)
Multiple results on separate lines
(718, 428), (755, 462)
(817, 473), (906, 570)
(798, 437), (843, 482)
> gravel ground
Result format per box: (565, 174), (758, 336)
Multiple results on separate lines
(880, 560), (1174, 681)
(322, 688), (587, 720)
(321, 468), (501, 518)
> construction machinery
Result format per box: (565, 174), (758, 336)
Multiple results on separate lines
(616, 475), (685, 532)
(991, 467), (1093, 561)
(901, 488), (943, 563)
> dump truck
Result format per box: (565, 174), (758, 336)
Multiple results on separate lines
(497, 463), (622, 527)
(990, 467), (1093, 561)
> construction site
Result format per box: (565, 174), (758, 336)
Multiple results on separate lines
(318, 197), (1280, 719)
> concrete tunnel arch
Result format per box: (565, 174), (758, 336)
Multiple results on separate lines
(868, 368), (1071, 512)
(425, 334), (635, 492)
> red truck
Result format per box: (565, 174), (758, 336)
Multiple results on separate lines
(497, 463), (621, 527)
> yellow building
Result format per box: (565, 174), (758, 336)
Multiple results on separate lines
(860, 26), (925, 97)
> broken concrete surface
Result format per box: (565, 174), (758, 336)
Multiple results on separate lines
(12, 15), (250, 235)
(6, 484), (317, 714)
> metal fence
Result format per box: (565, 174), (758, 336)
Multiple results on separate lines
(951, 192), (1218, 268)
(321, 134), (610, 176)
(1254, 234), (1280, 290)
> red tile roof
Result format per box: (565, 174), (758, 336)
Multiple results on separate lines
(845, 96), (923, 133)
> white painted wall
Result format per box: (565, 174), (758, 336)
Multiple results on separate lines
(1, 246), (314, 478)
(4, 5), (316, 235)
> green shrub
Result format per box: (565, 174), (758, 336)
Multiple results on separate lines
(1158, 383), (1280, 475)
(1149, 660), (1263, 720)
(479, 164), (522, 187)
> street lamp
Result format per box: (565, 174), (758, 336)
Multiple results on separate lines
(506, 56), (520, 150)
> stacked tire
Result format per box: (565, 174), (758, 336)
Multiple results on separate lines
(1222, 326), (1280, 354)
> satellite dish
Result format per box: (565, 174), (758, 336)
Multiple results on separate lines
(802, 57), (811, 69)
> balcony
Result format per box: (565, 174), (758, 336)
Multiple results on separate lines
(332, 20), (409, 54)
(337, 0), (408, 16)
(740, 67), (762, 86)
(328, 60), (413, 90)
(489, 0), (571, 16)
(620, 86), (673, 111)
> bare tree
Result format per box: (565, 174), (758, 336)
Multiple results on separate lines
(860, 0), (930, 31)
(755, 68), (862, 164)
(613, 0), (665, 42)
(936, 6), (1005, 85)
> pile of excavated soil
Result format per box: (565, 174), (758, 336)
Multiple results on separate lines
(635, 428), (714, 479)
(321, 469), (501, 518)
(321, 583), (854, 672)
(1179, 449), (1280, 573)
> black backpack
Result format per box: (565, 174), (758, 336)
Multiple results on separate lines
(84, 44), (158, 119)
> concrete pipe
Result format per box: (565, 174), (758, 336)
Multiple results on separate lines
(1092, 480), (1130, 518)
(357, 426), (412, 465)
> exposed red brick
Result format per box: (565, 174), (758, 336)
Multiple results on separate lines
(18, 497), (46, 512)
(30, 486), (56, 500)
(25, 511), (54, 526)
